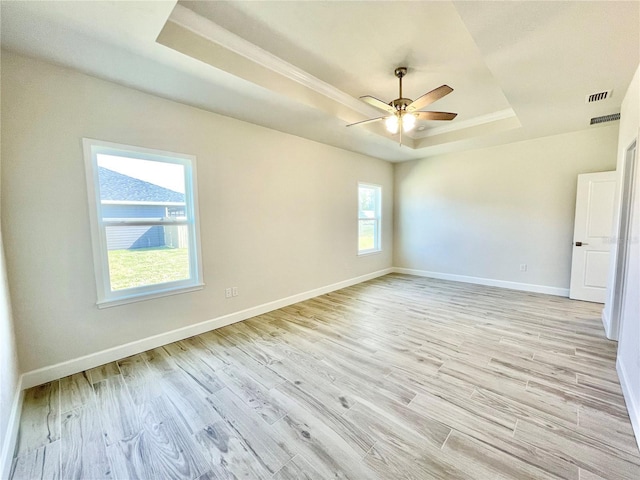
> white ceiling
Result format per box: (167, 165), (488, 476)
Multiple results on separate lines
(1, 1), (638, 162)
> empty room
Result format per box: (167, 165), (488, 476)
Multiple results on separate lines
(1, 1), (640, 479)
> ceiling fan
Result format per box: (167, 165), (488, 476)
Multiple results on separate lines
(347, 67), (457, 143)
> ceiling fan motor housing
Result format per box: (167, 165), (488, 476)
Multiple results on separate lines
(391, 98), (413, 112)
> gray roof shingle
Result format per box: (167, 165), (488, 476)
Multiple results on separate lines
(98, 167), (185, 203)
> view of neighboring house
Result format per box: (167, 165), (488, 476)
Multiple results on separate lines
(98, 167), (186, 250)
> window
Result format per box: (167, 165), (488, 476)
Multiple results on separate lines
(83, 138), (203, 307)
(358, 183), (382, 254)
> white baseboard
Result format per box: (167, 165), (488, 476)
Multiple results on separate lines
(393, 268), (570, 297)
(1, 376), (24, 480)
(617, 357), (640, 452)
(21, 268), (394, 389)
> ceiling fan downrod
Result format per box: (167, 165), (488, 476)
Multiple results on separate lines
(391, 67), (412, 113)
(395, 67), (407, 102)
(394, 67), (408, 146)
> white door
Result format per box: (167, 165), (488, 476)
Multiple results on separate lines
(569, 171), (616, 302)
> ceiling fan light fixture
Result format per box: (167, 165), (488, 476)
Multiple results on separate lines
(402, 113), (416, 132)
(385, 115), (399, 134)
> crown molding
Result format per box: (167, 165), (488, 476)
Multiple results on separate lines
(166, 5), (520, 151)
(414, 108), (517, 138)
(168, 5), (379, 119)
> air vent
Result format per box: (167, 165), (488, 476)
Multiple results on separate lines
(586, 90), (612, 103)
(590, 113), (620, 125)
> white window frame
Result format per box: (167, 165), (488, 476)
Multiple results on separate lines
(83, 138), (204, 308)
(358, 182), (382, 255)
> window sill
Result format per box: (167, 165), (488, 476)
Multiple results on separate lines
(358, 249), (382, 257)
(96, 283), (205, 309)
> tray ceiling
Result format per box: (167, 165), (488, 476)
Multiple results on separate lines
(1, 1), (638, 161)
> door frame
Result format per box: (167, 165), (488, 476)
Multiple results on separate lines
(607, 138), (637, 339)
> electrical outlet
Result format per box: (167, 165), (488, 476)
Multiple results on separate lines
(232, 287), (238, 297)
(519, 264), (527, 272)
(225, 288), (232, 298)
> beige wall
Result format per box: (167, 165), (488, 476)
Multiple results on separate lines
(0, 52), (21, 471)
(0, 51), (393, 373)
(394, 125), (619, 291)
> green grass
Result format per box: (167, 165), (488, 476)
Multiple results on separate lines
(108, 247), (189, 291)
(358, 222), (375, 251)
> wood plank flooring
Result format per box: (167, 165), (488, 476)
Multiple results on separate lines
(10, 274), (640, 479)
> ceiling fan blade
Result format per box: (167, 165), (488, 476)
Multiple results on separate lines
(359, 95), (395, 114)
(406, 85), (453, 112)
(346, 116), (387, 127)
(414, 111), (457, 121)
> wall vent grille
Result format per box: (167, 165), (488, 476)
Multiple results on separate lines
(586, 90), (612, 103)
(590, 113), (620, 125)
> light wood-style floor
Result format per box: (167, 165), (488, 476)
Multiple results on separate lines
(10, 274), (640, 479)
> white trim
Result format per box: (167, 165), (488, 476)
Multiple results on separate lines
(601, 308), (615, 340)
(357, 248), (382, 256)
(101, 201), (185, 206)
(0, 376), (24, 480)
(357, 250), (383, 257)
(393, 268), (569, 297)
(97, 284), (205, 309)
(169, 5), (378, 119)
(169, 6), (522, 142)
(415, 108), (517, 138)
(82, 138), (204, 306)
(617, 357), (640, 452)
(102, 219), (188, 227)
(20, 268), (393, 389)
(606, 138), (638, 341)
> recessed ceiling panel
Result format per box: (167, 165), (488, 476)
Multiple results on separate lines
(180, 0), (513, 124)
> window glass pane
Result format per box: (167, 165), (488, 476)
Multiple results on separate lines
(358, 186), (377, 218)
(97, 154), (186, 222)
(358, 219), (376, 251)
(358, 183), (381, 253)
(106, 226), (190, 291)
(84, 139), (202, 306)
